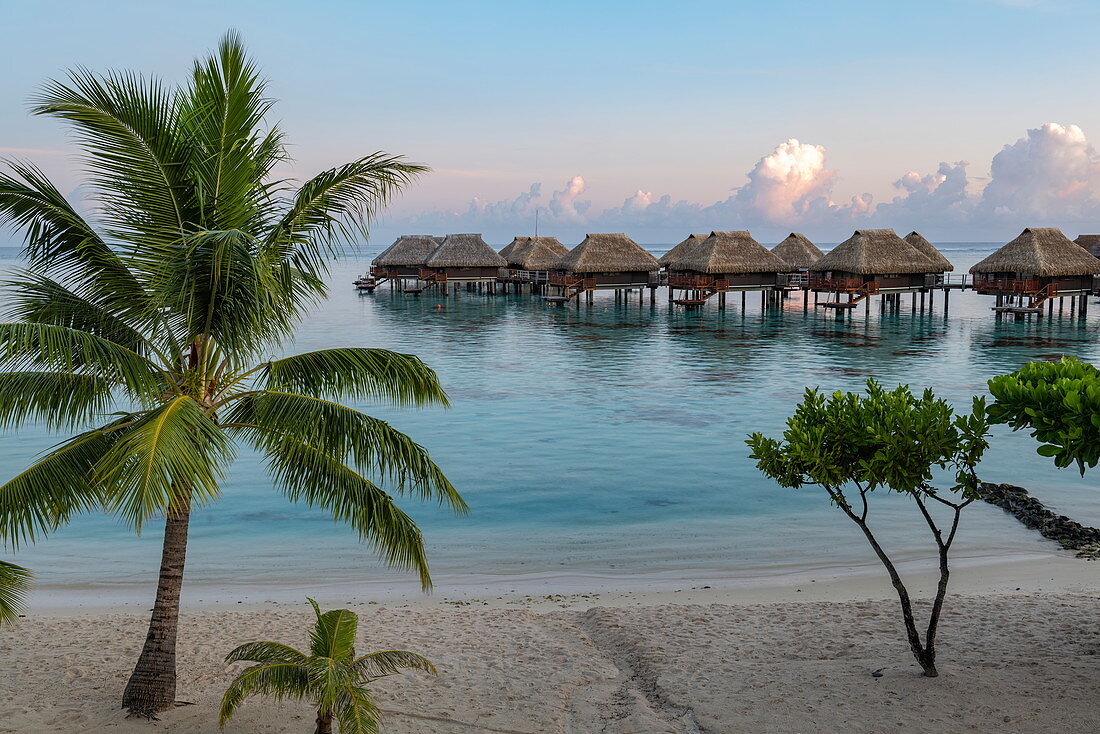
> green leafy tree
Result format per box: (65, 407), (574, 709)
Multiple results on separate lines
(0, 32), (465, 716)
(0, 560), (31, 626)
(988, 356), (1100, 473)
(220, 598), (435, 734)
(746, 381), (990, 677)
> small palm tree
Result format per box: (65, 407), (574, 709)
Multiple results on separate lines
(0, 560), (31, 626)
(220, 598), (435, 734)
(0, 31), (465, 716)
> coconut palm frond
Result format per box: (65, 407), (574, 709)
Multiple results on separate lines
(333, 687), (382, 734)
(0, 160), (151, 319)
(309, 608), (359, 662)
(0, 371), (115, 430)
(95, 396), (236, 529)
(260, 347), (449, 407)
(230, 422), (431, 588)
(180, 29), (286, 234)
(0, 417), (131, 547)
(225, 391), (464, 511)
(4, 272), (151, 354)
(352, 650), (437, 679)
(0, 561), (31, 626)
(0, 322), (167, 399)
(30, 67), (195, 252)
(225, 640), (309, 665)
(218, 661), (312, 724)
(266, 155), (429, 268)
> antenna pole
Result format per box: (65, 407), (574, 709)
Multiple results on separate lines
(535, 208), (539, 237)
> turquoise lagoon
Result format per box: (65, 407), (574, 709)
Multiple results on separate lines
(4, 244), (1100, 601)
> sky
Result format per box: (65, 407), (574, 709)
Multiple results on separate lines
(3, 0), (1100, 244)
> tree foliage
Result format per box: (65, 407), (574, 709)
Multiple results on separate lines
(747, 380), (990, 677)
(0, 30), (465, 714)
(220, 598), (436, 734)
(988, 356), (1100, 474)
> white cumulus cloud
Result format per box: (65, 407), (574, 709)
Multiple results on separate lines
(980, 122), (1100, 219)
(730, 139), (838, 223)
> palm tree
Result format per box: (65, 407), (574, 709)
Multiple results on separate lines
(220, 598), (435, 734)
(0, 561), (31, 626)
(0, 32), (465, 717)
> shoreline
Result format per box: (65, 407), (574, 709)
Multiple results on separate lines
(25, 547), (1098, 615)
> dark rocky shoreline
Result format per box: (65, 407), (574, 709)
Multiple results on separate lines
(978, 482), (1100, 560)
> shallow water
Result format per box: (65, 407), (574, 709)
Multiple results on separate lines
(4, 243), (1100, 595)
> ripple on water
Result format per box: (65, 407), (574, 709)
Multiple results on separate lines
(6, 246), (1100, 588)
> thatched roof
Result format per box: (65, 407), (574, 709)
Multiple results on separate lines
(670, 231), (787, 274)
(903, 231), (954, 272)
(1074, 234), (1100, 258)
(771, 233), (823, 270)
(553, 233), (658, 273)
(425, 234), (507, 268)
(658, 234), (709, 267)
(507, 236), (569, 270)
(373, 235), (441, 266)
(810, 229), (935, 275)
(498, 236), (530, 260)
(970, 228), (1100, 276)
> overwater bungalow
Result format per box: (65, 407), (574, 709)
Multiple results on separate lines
(1074, 234), (1100, 258)
(548, 233), (659, 302)
(498, 236), (530, 262)
(771, 232), (823, 290)
(771, 232), (822, 273)
(503, 236), (569, 285)
(371, 235), (442, 280)
(658, 233), (709, 269)
(808, 229), (939, 309)
(415, 233), (507, 294)
(970, 228), (1100, 314)
(666, 230), (787, 306)
(903, 231), (954, 279)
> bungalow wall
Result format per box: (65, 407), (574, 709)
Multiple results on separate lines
(669, 271), (780, 287)
(552, 270), (654, 286)
(973, 272), (1094, 294)
(424, 266), (503, 281)
(811, 271), (935, 290)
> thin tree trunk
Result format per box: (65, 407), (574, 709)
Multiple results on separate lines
(849, 514), (937, 676)
(831, 491), (939, 677)
(122, 499), (191, 716)
(315, 711), (334, 734)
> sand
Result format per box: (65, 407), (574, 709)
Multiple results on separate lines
(3, 556), (1100, 733)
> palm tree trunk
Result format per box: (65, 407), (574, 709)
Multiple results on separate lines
(122, 499), (191, 716)
(315, 711), (334, 734)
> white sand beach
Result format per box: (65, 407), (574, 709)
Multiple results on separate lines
(3, 554), (1099, 733)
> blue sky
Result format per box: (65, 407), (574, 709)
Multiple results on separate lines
(3, 0), (1100, 243)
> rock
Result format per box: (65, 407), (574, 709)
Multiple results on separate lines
(977, 482), (1100, 556)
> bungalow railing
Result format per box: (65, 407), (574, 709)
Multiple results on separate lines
(547, 273), (596, 290)
(508, 269), (550, 282)
(780, 272), (809, 287)
(667, 274), (729, 289)
(808, 275), (865, 291)
(417, 268), (447, 282)
(972, 276), (1040, 293)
